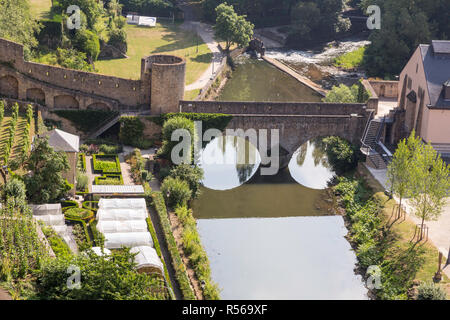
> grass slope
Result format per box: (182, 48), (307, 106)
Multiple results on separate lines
(96, 23), (212, 85)
(29, 0), (52, 20)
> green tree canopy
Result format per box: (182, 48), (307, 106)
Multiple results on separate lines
(23, 137), (71, 204)
(214, 3), (254, 51)
(323, 84), (359, 103)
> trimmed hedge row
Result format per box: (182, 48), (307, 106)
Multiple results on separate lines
(65, 217), (92, 247)
(64, 208), (94, 221)
(82, 201), (99, 213)
(92, 154), (121, 174)
(150, 192), (195, 300)
(94, 174), (124, 185)
(78, 153), (87, 172)
(149, 113), (233, 135)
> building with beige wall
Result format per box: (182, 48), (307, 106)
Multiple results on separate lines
(44, 129), (80, 196)
(397, 40), (450, 157)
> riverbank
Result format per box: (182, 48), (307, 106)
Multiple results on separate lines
(334, 163), (450, 299)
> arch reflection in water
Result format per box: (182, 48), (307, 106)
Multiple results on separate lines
(288, 138), (335, 190)
(198, 135), (261, 190)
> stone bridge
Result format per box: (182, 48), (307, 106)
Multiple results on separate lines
(180, 100), (373, 167)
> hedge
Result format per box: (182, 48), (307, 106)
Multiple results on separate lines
(146, 217), (174, 299)
(82, 201), (99, 213)
(65, 217), (92, 246)
(64, 208), (94, 221)
(150, 192), (195, 300)
(94, 174), (124, 185)
(78, 153), (87, 172)
(92, 154), (121, 174)
(149, 113), (233, 135)
(60, 200), (78, 210)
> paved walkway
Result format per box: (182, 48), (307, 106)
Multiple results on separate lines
(365, 165), (450, 278)
(178, 0), (224, 92)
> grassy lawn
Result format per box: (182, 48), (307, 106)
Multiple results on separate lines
(95, 23), (212, 86)
(359, 165), (449, 293)
(334, 46), (366, 70)
(29, 0), (52, 20)
(184, 89), (201, 100)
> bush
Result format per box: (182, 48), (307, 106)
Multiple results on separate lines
(64, 208), (94, 221)
(76, 172), (89, 192)
(159, 116), (195, 163)
(169, 164), (204, 199)
(77, 153), (86, 172)
(82, 201), (99, 213)
(98, 144), (121, 154)
(417, 282), (447, 300)
(73, 29), (100, 61)
(41, 225), (72, 259)
(95, 174), (124, 185)
(60, 200), (78, 210)
(161, 177), (192, 208)
(119, 116), (144, 146)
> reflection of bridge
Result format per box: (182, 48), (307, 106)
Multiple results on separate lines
(180, 100), (373, 167)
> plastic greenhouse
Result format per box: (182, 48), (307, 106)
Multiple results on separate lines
(97, 220), (148, 234)
(103, 232), (153, 249)
(131, 246), (164, 275)
(98, 198), (147, 210)
(96, 208), (148, 221)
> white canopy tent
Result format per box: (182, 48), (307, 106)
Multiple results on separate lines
(131, 246), (164, 274)
(103, 232), (153, 249)
(90, 247), (112, 257)
(98, 198), (147, 210)
(97, 208), (148, 221)
(97, 220), (148, 234)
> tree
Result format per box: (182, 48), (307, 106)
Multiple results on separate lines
(408, 139), (450, 238)
(73, 29), (100, 62)
(323, 136), (359, 174)
(3, 178), (27, 211)
(0, 0), (39, 57)
(323, 84), (359, 103)
(159, 116), (195, 163)
(23, 137), (71, 204)
(387, 138), (413, 218)
(34, 248), (168, 300)
(214, 3), (254, 51)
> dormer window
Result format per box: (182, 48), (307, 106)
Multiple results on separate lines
(444, 80), (450, 100)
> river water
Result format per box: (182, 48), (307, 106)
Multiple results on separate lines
(192, 136), (368, 299)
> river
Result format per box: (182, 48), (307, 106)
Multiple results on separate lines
(192, 135), (368, 299)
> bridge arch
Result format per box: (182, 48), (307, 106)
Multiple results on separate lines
(0, 75), (19, 99)
(26, 88), (45, 104)
(54, 95), (79, 109)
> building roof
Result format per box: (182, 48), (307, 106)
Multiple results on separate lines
(419, 41), (450, 109)
(92, 185), (145, 195)
(45, 129), (80, 152)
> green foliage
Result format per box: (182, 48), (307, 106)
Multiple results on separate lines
(150, 113), (233, 135)
(0, 0), (39, 55)
(161, 177), (192, 208)
(76, 172), (89, 192)
(41, 224), (72, 259)
(58, 0), (104, 30)
(82, 201), (99, 212)
(120, 0), (176, 16)
(0, 100), (4, 125)
(61, 200), (78, 210)
(214, 3), (254, 50)
(0, 203), (48, 282)
(23, 137), (71, 204)
(107, 27), (127, 53)
(169, 164), (204, 199)
(119, 116), (151, 148)
(98, 144), (121, 154)
(73, 29), (100, 61)
(52, 110), (119, 133)
(323, 84), (359, 103)
(323, 136), (359, 174)
(94, 174), (124, 185)
(3, 178), (27, 211)
(175, 206), (220, 300)
(92, 154), (121, 174)
(361, 0), (450, 77)
(417, 282), (447, 300)
(159, 116), (195, 162)
(78, 153), (87, 173)
(34, 248), (170, 299)
(150, 192), (195, 300)
(64, 208), (94, 221)
(334, 46), (366, 70)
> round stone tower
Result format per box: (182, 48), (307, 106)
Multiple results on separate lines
(147, 55), (186, 114)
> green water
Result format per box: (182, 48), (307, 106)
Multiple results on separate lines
(218, 57), (323, 102)
(193, 135), (368, 299)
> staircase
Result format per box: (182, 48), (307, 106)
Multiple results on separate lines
(367, 152), (387, 169)
(88, 114), (121, 139)
(361, 118), (385, 151)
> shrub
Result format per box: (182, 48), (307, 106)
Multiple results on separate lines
(119, 116), (144, 146)
(82, 201), (99, 213)
(64, 208), (94, 221)
(76, 172), (89, 192)
(161, 177), (192, 208)
(159, 116), (195, 162)
(77, 153), (87, 172)
(73, 29), (100, 61)
(41, 225), (72, 258)
(169, 164), (204, 199)
(98, 144), (121, 154)
(95, 174), (124, 185)
(417, 282), (447, 300)
(60, 200), (78, 210)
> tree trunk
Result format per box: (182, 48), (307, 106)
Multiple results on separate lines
(420, 216), (425, 240)
(398, 197), (402, 219)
